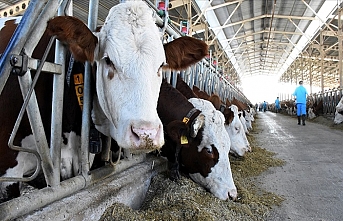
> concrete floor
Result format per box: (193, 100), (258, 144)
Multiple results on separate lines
(253, 111), (343, 221)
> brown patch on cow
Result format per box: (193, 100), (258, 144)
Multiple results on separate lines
(181, 143), (219, 177)
(47, 16), (98, 62)
(0, 19), (18, 52)
(164, 36), (208, 70)
(223, 107), (235, 125)
(192, 86), (210, 100)
(165, 121), (190, 148)
(175, 74), (198, 99)
(231, 97), (248, 111)
(108, 71), (114, 80)
(208, 94), (221, 110)
(226, 98), (231, 107)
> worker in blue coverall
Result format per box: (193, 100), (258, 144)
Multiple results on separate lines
(293, 80), (308, 125)
(275, 97), (280, 113)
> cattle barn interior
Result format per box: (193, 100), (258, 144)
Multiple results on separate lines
(0, 0), (343, 220)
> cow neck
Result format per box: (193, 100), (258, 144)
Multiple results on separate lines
(176, 75), (198, 99)
(159, 80), (200, 126)
(182, 107), (200, 125)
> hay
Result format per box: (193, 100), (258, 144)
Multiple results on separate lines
(100, 121), (285, 221)
(309, 115), (343, 131)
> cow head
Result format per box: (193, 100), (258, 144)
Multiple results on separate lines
(47, 1), (165, 153)
(224, 105), (251, 156)
(47, 1), (208, 153)
(185, 98), (237, 200)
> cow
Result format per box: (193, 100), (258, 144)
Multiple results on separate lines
(175, 75), (250, 157)
(334, 97), (343, 124)
(224, 105), (251, 155)
(312, 99), (323, 117)
(231, 97), (249, 111)
(0, 0), (208, 202)
(228, 97), (253, 133)
(157, 80), (237, 200)
(308, 107), (316, 120)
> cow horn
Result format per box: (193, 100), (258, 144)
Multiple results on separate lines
(190, 114), (205, 138)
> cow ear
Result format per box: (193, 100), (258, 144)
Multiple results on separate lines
(163, 36), (208, 70)
(223, 108), (234, 124)
(166, 121), (189, 146)
(47, 16), (98, 62)
(190, 114), (205, 138)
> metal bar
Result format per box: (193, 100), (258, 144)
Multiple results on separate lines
(339, 8), (343, 89)
(0, 154), (148, 221)
(6, 37), (57, 184)
(49, 1), (73, 187)
(0, 176), (86, 221)
(210, 0), (242, 45)
(9, 55), (62, 74)
(301, 0), (335, 33)
(80, 0), (99, 182)
(19, 0), (63, 187)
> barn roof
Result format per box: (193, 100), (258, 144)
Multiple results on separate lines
(0, 0), (341, 91)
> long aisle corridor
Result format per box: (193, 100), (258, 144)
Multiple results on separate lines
(253, 111), (343, 221)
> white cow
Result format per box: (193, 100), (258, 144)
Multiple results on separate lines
(244, 110), (254, 131)
(308, 107), (316, 120)
(188, 98), (237, 201)
(239, 111), (249, 134)
(48, 1), (167, 152)
(334, 97), (343, 124)
(225, 105), (251, 156)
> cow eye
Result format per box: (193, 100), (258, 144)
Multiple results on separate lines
(205, 146), (213, 154)
(102, 55), (115, 67)
(104, 56), (112, 65)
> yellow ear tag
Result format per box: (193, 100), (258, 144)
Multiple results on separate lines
(182, 117), (190, 124)
(181, 135), (188, 144)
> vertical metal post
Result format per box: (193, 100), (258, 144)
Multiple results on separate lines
(320, 32), (324, 92)
(309, 57), (313, 94)
(50, 0), (73, 187)
(80, 0), (99, 181)
(338, 8), (343, 89)
(14, 0), (63, 187)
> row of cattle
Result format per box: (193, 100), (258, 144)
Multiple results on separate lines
(0, 0), (254, 205)
(267, 96), (343, 124)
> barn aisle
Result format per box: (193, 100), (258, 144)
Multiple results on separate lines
(253, 111), (343, 221)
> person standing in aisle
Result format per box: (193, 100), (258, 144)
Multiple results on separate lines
(263, 101), (267, 112)
(275, 97), (280, 113)
(293, 80), (308, 125)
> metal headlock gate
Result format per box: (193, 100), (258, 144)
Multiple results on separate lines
(309, 88), (343, 116)
(0, 0), (250, 219)
(282, 88), (342, 116)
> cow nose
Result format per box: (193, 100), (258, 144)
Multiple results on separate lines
(131, 124), (164, 148)
(246, 145), (252, 152)
(228, 189), (238, 201)
(132, 127), (157, 139)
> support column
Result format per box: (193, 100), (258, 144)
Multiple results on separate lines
(320, 32), (325, 92)
(338, 7), (343, 88)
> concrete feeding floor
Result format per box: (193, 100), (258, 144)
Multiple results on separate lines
(254, 111), (343, 221)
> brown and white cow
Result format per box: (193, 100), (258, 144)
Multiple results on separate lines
(0, 0), (208, 202)
(176, 75), (250, 157)
(158, 80), (237, 200)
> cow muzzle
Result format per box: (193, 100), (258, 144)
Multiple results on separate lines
(128, 123), (164, 153)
